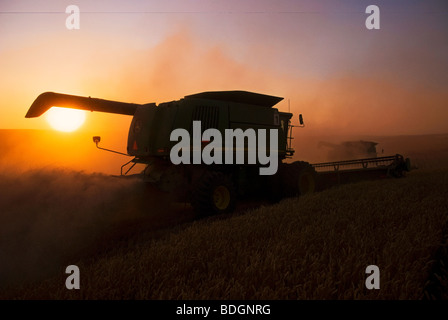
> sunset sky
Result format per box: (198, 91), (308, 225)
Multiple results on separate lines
(1, 0), (447, 138)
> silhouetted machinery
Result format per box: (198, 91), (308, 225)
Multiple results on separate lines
(26, 91), (411, 215)
(318, 140), (379, 160)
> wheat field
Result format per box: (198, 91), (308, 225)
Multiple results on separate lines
(1, 166), (447, 300)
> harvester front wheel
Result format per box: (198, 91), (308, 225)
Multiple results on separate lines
(289, 161), (317, 197)
(191, 171), (236, 216)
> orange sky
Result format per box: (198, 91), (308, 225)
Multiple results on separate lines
(1, 0), (447, 140)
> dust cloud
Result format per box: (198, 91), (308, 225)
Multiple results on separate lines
(15, 25), (447, 151)
(0, 166), (192, 290)
(75, 26), (448, 139)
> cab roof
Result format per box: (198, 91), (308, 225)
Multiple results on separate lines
(185, 91), (283, 108)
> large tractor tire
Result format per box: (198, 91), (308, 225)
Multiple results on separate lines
(283, 161), (317, 197)
(191, 171), (236, 216)
(267, 164), (287, 202)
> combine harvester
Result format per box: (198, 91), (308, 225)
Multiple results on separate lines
(26, 91), (411, 215)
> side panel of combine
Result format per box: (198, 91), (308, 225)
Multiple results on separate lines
(150, 102), (179, 156)
(228, 104), (293, 161)
(128, 102), (181, 158)
(229, 104), (275, 126)
(127, 104), (156, 156)
(169, 98), (230, 160)
(186, 98), (229, 135)
(228, 103), (276, 164)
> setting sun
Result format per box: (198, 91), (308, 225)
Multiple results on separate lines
(46, 107), (86, 132)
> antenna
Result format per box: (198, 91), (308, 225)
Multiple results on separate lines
(288, 99), (290, 113)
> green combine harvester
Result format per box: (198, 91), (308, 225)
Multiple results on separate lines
(26, 91), (410, 215)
